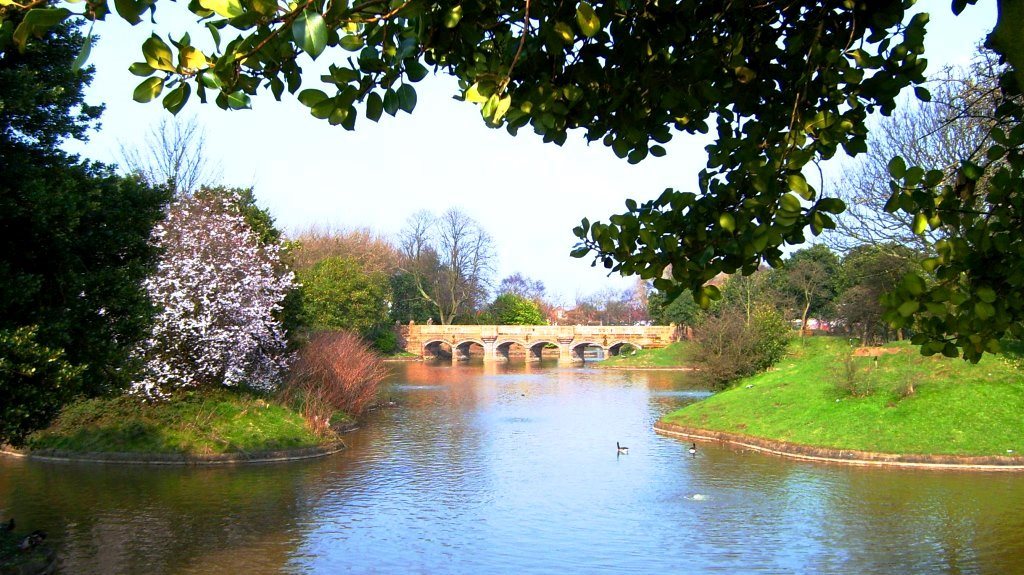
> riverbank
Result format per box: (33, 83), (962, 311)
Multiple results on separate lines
(5, 388), (341, 464)
(659, 337), (1024, 460)
(598, 341), (694, 370)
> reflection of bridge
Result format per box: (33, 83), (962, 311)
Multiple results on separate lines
(403, 324), (678, 364)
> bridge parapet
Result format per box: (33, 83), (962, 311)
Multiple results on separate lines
(405, 324), (678, 364)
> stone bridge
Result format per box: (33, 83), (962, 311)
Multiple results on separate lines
(402, 324), (679, 363)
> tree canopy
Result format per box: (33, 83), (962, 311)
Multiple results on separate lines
(2, 0), (1023, 360)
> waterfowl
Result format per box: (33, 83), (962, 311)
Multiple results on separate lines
(688, 443), (697, 457)
(617, 442), (629, 454)
(17, 530), (46, 551)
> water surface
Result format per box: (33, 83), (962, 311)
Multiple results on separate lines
(2, 360), (1022, 573)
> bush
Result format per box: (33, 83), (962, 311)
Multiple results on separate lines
(691, 304), (791, 388)
(282, 331), (389, 435)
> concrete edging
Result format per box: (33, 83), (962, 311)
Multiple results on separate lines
(0, 441), (345, 466)
(654, 422), (1024, 471)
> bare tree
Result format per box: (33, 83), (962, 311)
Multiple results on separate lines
(399, 208), (494, 324)
(119, 115), (221, 196)
(290, 225), (400, 274)
(827, 48), (1003, 254)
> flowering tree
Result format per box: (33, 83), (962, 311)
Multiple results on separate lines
(132, 190), (294, 398)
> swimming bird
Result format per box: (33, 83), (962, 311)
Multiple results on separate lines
(17, 530), (46, 551)
(688, 443), (697, 457)
(617, 442), (629, 454)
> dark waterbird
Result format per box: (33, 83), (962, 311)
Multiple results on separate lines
(617, 442), (629, 455)
(689, 443), (697, 457)
(17, 530), (46, 551)
(1, 518), (12, 532)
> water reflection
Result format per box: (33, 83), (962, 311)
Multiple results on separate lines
(1, 362), (1022, 574)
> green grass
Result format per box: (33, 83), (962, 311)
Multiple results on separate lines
(661, 337), (1024, 456)
(27, 388), (326, 455)
(599, 341), (695, 368)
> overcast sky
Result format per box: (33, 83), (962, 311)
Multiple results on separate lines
(65, 1), (997, 304)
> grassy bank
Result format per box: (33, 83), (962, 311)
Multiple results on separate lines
(599, 341), (695, 368)
(661, 337), (1024, 456)
(24, 388), (327, 455)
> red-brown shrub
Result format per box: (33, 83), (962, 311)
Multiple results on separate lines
(282, 331), (390, 433)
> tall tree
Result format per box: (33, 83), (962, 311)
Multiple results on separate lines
(132, 190), (294, 397)
(119, 115), (222, 196)
(828, 49), (1004, 253)
(0, 23), (168, 444)
(399, 208), (494, 324)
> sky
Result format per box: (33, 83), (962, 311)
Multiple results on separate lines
(64, 0), (998, 304)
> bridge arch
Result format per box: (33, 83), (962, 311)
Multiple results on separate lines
(607, 341), (641, 357)
(453, 339), (485, 361)
(495, 340), (529, 362)
(571, 341), (605, 362)
(422, 339), (453, 360)
(526, 340), (559, 361)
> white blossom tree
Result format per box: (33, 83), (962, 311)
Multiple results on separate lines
(132, 190), (294, 398)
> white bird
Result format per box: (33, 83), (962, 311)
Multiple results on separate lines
(617, 442), (629, 454)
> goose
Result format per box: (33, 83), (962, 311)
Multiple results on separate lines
(617, 442), (629, 455)
(688, 443), (697, 457)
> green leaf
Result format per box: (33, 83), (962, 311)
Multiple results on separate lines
(199, 0), (244, 18)
(465, 83), (488, 103)
(142, 35), (175, 71)
(444, 5), (463, 28)
(816, 197), (846, 213)
(13, 8), (72, 49)
(553, 22), (574, 44)
(719, 212), (736, 233)
(405, 60), (429, 82)
(132, 77), (165, 103)
(576, 1), (600, 38)
(339, 34), (364, 52)
(365, 92), (384, 121)
(887, 156), (907, 179)
(787, 173), (811, 199)
(977, 286), (997, 303)
(72, 27), (93, 71)
(162, 82), (191, 114)
(311, 98), (335, 119)
(298, 88), (329, 107)
(780, 193), (801, 213)
(397, 84), (417, 113)
(912, 212), (928, 235)
(914, 86), (931, 102)
(292, 10), (328, 59)
(128, 62), (155, 77)
(383, 89), (400, 116)
(975, 301), (995, 320)
(225, 90), (251, 109)
(897, 300), (920, 317)
(114, 0), (145, 24)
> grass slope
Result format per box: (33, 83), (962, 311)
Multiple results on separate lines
(27, 388), (324, 455)
(661, 337), (1024, 456)
(599, 341), (695, 368)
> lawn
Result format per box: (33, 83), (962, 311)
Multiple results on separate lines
(26, 387), (326, 455)
(599, 341), (695, 368)
(661, 337), (1024, 456)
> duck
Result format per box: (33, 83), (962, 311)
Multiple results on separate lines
(17, 530), (46, 551)
(617, 442), (629, 455)
(688, 443), (697, 457)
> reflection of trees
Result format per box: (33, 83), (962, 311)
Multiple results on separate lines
(0, 457), (337, 574)
(812, 467), (1024, 572)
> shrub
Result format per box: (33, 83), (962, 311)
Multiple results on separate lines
(282, 331), (389, 435)
(691, 303), (791, 388)
(833, 354), (875, 397)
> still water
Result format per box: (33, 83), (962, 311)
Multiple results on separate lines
(2, 360), (1024, 574)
